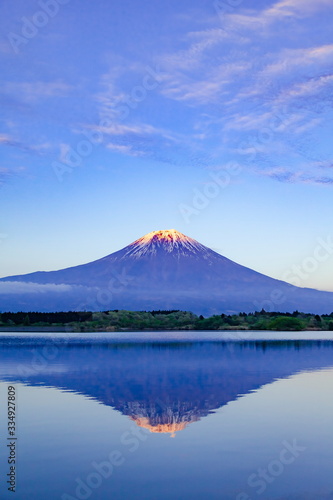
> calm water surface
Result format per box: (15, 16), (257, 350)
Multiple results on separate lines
(0, 331), (333, 500)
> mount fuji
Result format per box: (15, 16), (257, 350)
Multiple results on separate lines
(0, 229), (333, 314)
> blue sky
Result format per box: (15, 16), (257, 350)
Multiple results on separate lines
(1, 0), (333, 291)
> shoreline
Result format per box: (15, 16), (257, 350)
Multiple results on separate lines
(0, 326), (329, 333)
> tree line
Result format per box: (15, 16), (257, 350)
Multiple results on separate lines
(0, 311), (92, 326)
(1, 309), (333, 331)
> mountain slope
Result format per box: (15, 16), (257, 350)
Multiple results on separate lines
(0, 229), (332, 314)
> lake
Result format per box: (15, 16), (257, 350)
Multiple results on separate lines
(0, 331), (333, 500)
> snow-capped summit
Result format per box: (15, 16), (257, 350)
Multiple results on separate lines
(123, 229), (211, 258)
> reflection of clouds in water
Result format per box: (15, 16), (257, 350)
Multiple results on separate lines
(0, 365), (69, 377)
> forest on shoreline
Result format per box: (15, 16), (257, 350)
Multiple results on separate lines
(1, 309), (333, 332)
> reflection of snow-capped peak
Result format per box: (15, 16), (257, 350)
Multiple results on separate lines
(123, 229), (212, 258)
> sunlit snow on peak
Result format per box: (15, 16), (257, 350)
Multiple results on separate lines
(123, 229), (211, 258)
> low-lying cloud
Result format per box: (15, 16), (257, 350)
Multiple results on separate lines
(0, 281), (90, 295)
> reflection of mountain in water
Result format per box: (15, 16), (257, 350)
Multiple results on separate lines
(1, 340), (333, 436)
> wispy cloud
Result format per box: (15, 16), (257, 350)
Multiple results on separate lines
(95, 122), (163, 137)
(161, 28), (228, 72)
(94, 57), (156, 120)
(258, 167), (333, 185)
(0, 132), (52, 158)
(0, 165), (27, 186)
(1, 80), (73, 103)
(261, 45), (333, 81)
(0, 134), (13, 144)
(221, 0), (333, 33)
(106, 143), (146, 157)
(157, 25), (253, 105)
(0, 133), (34, 155)
(265, 0), (333, 19)
(273, 72), (333, 106)
(161, 61), (252, 104)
